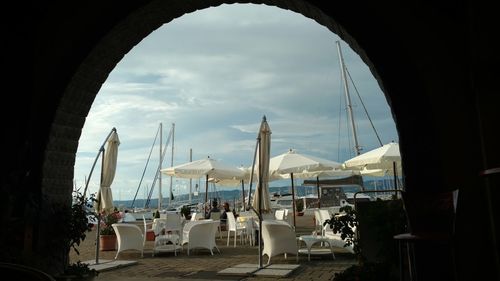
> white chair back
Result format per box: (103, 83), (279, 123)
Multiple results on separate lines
(112, 223), (145, 259)
(165, 213), (182, 234)
(182, 220), (220, 255)
(275, 209), (285, 220)
(261, 220), (298, 264)
(226, 212), (248, 247)
(210, 211), (221, 220)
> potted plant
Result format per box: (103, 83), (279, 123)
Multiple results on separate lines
(324, 205), (400, 281)
(55, 190), (99, 281)
(98, 210), (121, 251)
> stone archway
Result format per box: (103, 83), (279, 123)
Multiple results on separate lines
(5, 1), (497, 279)
(39, 1), (397, 273)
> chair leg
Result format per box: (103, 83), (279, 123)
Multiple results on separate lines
(227, 231), (230, 246)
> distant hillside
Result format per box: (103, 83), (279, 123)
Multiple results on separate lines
(113, 179), (396, 209)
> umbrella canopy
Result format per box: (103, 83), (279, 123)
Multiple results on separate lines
(269, 149), (343, 177)
(343, 142), (402, 188)
(269, 149), (342, 227)
(160, 157), (245, 209)
(96, 130), (120, 213)
(251, 117), (272, 215)
(209, 166), (250, 210)
(342, 142), (402, 173)
(161, 157), (245, 180)
(343, 142), (401, 170)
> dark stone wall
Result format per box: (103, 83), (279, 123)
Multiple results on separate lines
(1, 1), (498, 279)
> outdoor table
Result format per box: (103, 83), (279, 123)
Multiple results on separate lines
(298, 235), (336, 261)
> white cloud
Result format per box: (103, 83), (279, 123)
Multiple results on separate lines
(74, 4), (398, 200)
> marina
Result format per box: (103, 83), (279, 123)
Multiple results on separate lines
(71, 213), (358, 281)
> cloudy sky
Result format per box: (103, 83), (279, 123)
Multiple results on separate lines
(74, 4), (398, 201)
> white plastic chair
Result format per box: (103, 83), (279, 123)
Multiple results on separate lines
(142, 215), (154, 242)
(191, 212), (204, 221)
(209, 211), (222, 239)
(319, 209), (331, 236)
(112, 223), (145, 259)
(181, 220), (220, 255)
(275, 209), (285, 220)
(261, 220), (299, 264)
(152, 218), (181, 256)
(226, 212), (247, 247)
(164, 213), (183, 236)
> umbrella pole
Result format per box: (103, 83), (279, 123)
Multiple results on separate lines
(241, 179), (245, 211)
(257, 136), (263, 269)
(393, 161), (398, 196)
(204, 174), (209, 217)
(291, 173), (296, 228)
(247, 137), (259, 207)
(95, 146), (106, 265)
(316, 176), (321, 208)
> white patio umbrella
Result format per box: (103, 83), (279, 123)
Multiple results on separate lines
(343, 141), (402, 188)
(269, 149), (342, 227)
(96, 130), (120, 213)
(209, 166), (251, 210)
(160, 157), (245, 212)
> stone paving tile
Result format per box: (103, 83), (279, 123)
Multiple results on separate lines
(73, 216), (357, 281)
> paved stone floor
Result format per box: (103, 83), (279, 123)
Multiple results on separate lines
(71, 215), (357, 281)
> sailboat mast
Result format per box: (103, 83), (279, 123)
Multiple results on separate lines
(159, 122), (162, 210)
(336, 41), (361, 156)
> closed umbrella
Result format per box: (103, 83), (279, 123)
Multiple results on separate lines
(89, 128), (119, 265)
(248, 116), (271, 270)
(252, 117), (272, 216)
(96, 130), (120, 213)
(269, 149), (342, 227)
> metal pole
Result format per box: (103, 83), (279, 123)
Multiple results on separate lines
(247, 138), (259, 207)
(94, 146), (106, 265)
(169, 123), (175, 207)
(316, 176), (321, 208)
(189, 148), (192, 203)
(257, 136), (263, 269)
(204, 174), (209, 217)
(241, 179), (246, 211)
(393, 161), (398, 197)
(159, 122), (162, 210)
(83, 128), (116, 198)
(291, 173), (296, 228)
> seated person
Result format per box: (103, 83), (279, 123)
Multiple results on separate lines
(220, 202), (230, 231)
(122, 209), (136, 222)
(205, 199), (220, 219)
